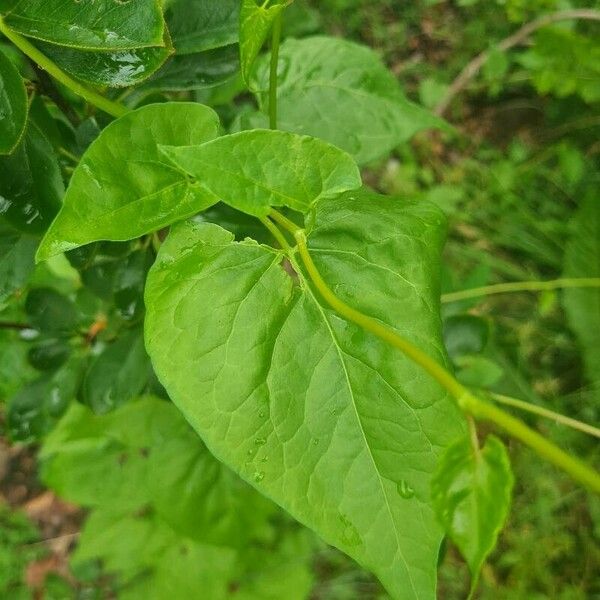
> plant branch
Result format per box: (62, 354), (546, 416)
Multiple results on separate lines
(434, 9), (600, 116)
(259, 216), (292, 250)
(491, 392), (600, 439)
(0, 16), (128, 118)
(269, 13), (283, 129)
(269, 209), (600, 494)
(0, 321), (32, 331)
(441, 277), (600, 303)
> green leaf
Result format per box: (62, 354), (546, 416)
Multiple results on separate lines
(0, 48), (28, 154)
(27, 339), (71, 371)
(7, 355), (84, 442)
(37, 103), (221, 261)
(37, 38), (172, 88)
(0, 222), (37, 304)
(443, 315), (489, 361)
(563, 193), (600, 388)
(0, 121), (63, 235)
(128, 45), (240, 102)
(165, 0), (240, 54)
(250, 36), (449, 164)
(160, 130), (362, 217)
(25, 287), (79, 334)
(239, 0), (288, 85)
(145, 190), (464, 599)
(431, 434), (513, 589)
(82, 328), (152, 414)
(3, 0), (165, 51)
(41, 398), (310, 599)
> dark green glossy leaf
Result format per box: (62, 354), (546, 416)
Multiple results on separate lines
(165, 0), (239, 54)
(240, 0), (289, 85)
(7, 355), (83, 442)
(128, 45), (239, 101)
(145, 191), (464, 599)
(250, 36), (449, 164)
(82, 328), (151, 414)
(563, 193), (600, 388)
(37, 103), (221, 261)
(37, 38), (172, 88)
(25, 287), (79, 334)
(0, 47), (28, 154)
(27, 338), (71, 371)
(113, 249), (153, 321)
(160, 129), (362, 217)
(0, 222), (37, 304)
(4, 0), (165, 50)
(431, 434), (513, 589)
(0, 121), (63, 234)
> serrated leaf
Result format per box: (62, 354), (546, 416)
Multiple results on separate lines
(431, 434), (513, 589)
(250, 36), (449, 164)
(563, 194), (600, 388)
(165, 0), (240, 54)
(240, 0), (288, 85)
(145, 190), (464, 599)
(3, 0), (165, 51)
(0, 48), (27, 154)
(160, 129), (362, 217)
(0, 121), (63, 235)
(37, 103), (221, 261)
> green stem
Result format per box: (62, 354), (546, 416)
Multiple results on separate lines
(268, 209), (600, 494)
(0, 16), (128, 118)
(491, 392), (600, 439)
(441, 277), (600, 303)
(259, 216), (292, 250)
(268, 13), (283, 129)
(459, 393), (600, 493)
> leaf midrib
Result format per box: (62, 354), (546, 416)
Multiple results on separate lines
(290, 253), (420, 598)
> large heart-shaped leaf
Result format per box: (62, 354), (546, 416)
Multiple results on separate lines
(37, 103), (221, 261)
(3, 0), (165, 50)
(0, 48), (27, 154)
(248, 36), (449, 164)
(160, 129), (362, 217)
(145, 190), (464, 599)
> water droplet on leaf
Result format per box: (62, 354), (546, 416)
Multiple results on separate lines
(397, 480), (415, 499)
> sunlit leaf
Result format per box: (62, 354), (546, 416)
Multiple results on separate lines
(145, 190), (464, 599)
(37, 103), (221, 261)
(160, 129), (361, 217)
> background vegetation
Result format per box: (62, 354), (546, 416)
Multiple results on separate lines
(1, 0), (598, 598)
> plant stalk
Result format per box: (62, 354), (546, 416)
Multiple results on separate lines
(0, 16), (128, 118)
(268, 13), (283, 129)
(268, 210), (600, 494)
(442, 277), (600, 303)
(491, 393), (600, 439)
